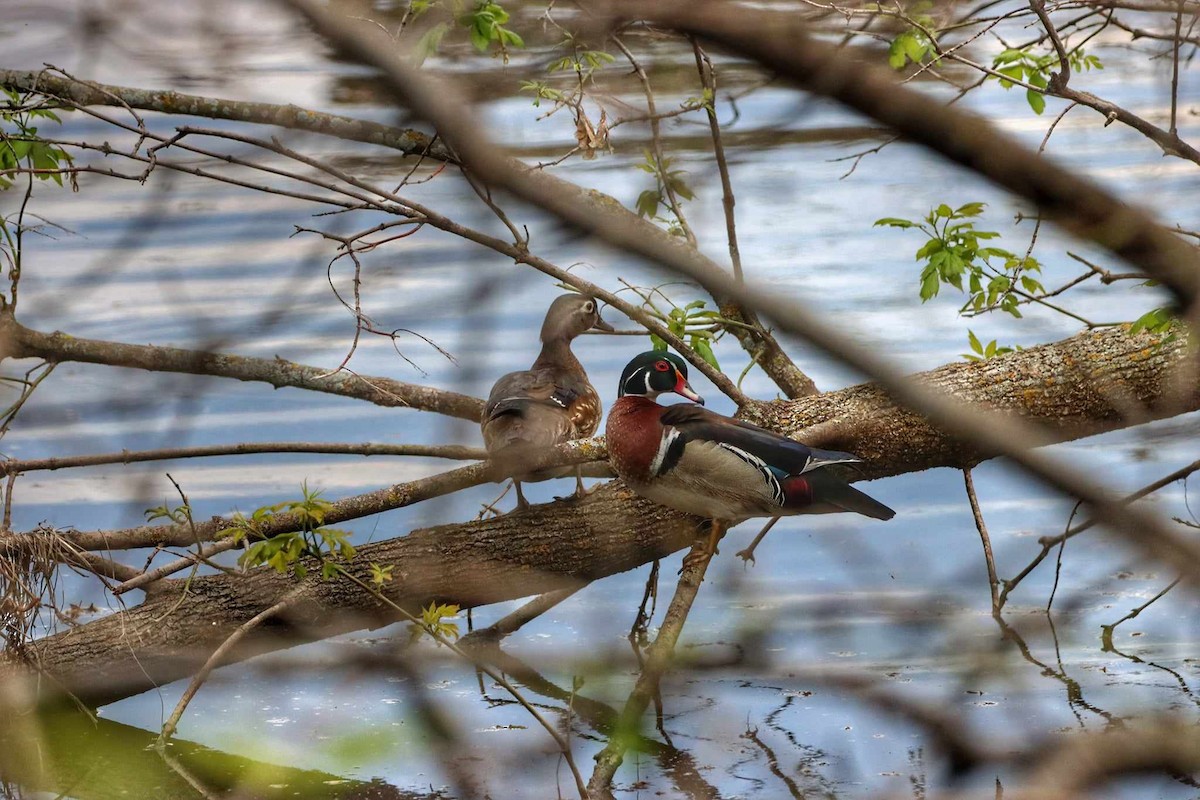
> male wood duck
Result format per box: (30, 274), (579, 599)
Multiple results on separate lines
(482, 293), (613, 509)
(606, 351), (894, 562)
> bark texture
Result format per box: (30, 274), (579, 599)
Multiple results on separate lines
(740, 325), (1196, 478)
(6, 325), (1192, 707)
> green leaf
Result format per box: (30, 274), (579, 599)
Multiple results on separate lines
(935, 203), (953, 218)
(667, 173), (695, 201)
(992, 49), (1024, 66)
(902, 33), (928, 64)
(874, 217), (915, 228)
(1026, 89), (1046, 115)
(955, 202), (986, 217)
(692, 336), (719, 369)
(636, 189), (661, 218)
(1130, 307), (1173, 335)
(967, 329), (983, 354)
(914, 238), (944, 260)
(414, 22), (450, 65)
(469, 25), (490, 51)
(888, 37), (909, 70)
(919, 269), (940, 301)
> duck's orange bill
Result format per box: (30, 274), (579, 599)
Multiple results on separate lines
(674, 370), (704, 405)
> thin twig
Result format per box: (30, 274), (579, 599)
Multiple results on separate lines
(160, 587), (305, 740)
(587, 528), (715, 794)
(460, 584), (587, 643)
(998, 458), (1200, 609)
(337, 569), (592, 799)
(963, 469), (1000, 614)
(1100, 577), (1181, 648)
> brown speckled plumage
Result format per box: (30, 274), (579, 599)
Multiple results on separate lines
(482, 294), (611, 508)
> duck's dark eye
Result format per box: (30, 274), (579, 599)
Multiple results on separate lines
(654, 361), (671, 372)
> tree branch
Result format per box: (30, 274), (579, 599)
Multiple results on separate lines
(0, 312), (485, 421)
(0, 68), (454, 162)
(0, 439), (606, 558)
(0, 441), (488, 475)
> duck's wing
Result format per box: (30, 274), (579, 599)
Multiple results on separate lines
(658, 405), (894, 521)
(659, 404), (860, 475)
(483, 370), (578, 452)
(486, 371), (576, 416)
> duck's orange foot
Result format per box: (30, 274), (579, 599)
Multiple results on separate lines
(679, 543), (719, 574)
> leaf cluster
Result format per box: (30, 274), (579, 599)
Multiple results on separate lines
(991, 46), (1103, 114)
(963, 329), (1019, 362)
(886, 2), (937, 70)
(218, 482), (356, 580)
(145, 502), (192, 526)
(1129, 306), (1173, 336)
(1, 88), (73, 191)
(412, 0), (524, 64)
(888, 28), (935, 70)
(648, 298), (721, 369)
(408, 602), (462, 644)
(876, 202), (1043, 319)
(635, 150), (695, 236)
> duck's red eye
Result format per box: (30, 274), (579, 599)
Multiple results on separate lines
(654, 361), (671, 372)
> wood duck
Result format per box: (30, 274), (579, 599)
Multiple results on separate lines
(606, 351), (894, 561)
(482, 293), (614, 509)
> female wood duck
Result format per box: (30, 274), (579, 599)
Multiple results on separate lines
(482, 293), (613, 509)
(606, 351), (894, 561)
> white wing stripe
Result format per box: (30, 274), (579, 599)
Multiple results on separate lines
(799, 454), (860, 474)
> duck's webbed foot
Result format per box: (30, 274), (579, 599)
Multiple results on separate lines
(513, 481), (531, 512)
(554, 467), (592, 502)
(736, 517), (781, 566)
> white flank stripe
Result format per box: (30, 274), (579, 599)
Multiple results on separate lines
(649, 428), (680, 476)
(718, 443), (785, 506)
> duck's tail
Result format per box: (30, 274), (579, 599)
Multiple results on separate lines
(806, 470), (895, 520)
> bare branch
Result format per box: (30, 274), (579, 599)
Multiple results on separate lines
(0, 313), (485, 421)
(0, 442), (488, 476)
(588, 530), (715, 793)
(963, 469), (1000, 613)
(0, 68), (452, 162)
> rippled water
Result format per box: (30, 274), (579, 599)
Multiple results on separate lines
(3, 1), (1200, 797)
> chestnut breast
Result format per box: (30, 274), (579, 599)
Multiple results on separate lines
(605, 396), (667, 483)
